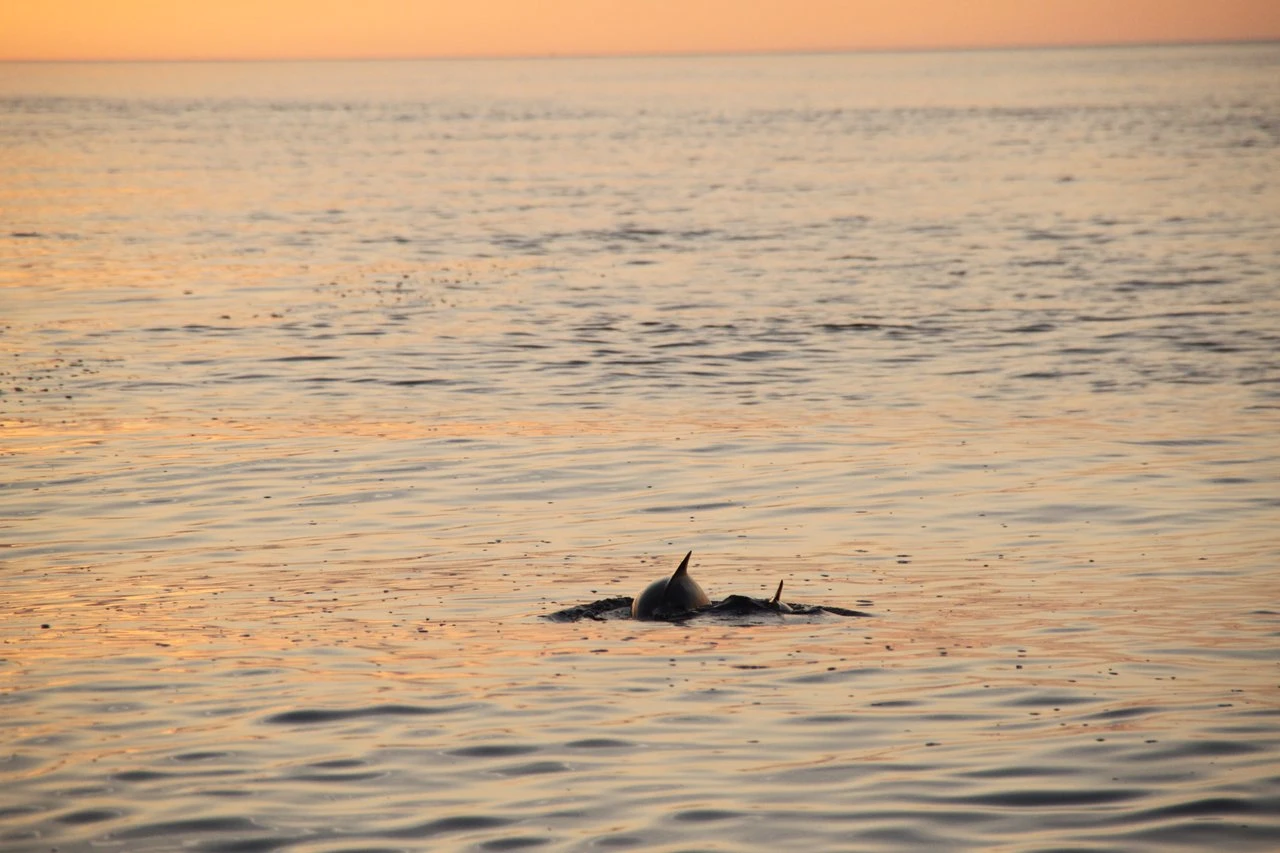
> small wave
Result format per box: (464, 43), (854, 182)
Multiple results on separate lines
(448, 744), (540, 758)
(1126, 438), (1228, 447)
(290, 769), (385, 782)
(1131, 795), (1275, 821)
(112, 769), (174, 782)
(641, 501), (738, 513)
(491, 761), (570, 777)
(55, 808), (123, 825)
(480, 837), (553, 850)
(1115, 809), (1280, 848)
(960, 765), (1074, 779)
(386, 815), (514, 839)
(112, 816), (262, 839)
(268, 355), (342, 362)
(817, 322), (906, 332)
(953, 787), (1143, 808)
(203, 836), (299, 853)
(565, 738), (633, 749)
(307, 758), (365, 768)
(1130, 739), (1266, 761)
(263, 703), (465, 725)
(1086, 706), (1159, 721)
(1003, 693), (1098, 708)
(786, 711), (861, 722)
(673, 809), (743, 822)
(1115, 277), (1228, 291)
(180, 324), (239, 333)
(173, 750), (231, 762)
(1015, 370), (1088, 380)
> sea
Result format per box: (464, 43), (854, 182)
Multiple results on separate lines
(1, 43), (1278, 852)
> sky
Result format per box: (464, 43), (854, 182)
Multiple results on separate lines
(2, 0), (1278, 61)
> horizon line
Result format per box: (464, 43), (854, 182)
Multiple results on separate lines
(3, 35), (1277, 65)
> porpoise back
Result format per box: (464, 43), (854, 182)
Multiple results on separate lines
(632, 551), (711, 620)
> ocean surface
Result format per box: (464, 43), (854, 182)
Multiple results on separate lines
(2, 44), (1279, 851)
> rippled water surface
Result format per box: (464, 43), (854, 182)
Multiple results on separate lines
(3, 45), (1279, 851)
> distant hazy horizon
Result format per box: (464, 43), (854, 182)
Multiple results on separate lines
(3, 0), (1279, 62)
(2, 35), (1278, 65)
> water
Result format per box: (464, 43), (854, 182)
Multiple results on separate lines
(2, 44), (1279, 851)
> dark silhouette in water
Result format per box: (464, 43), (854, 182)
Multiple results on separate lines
(632, 551), (710, 619)
(544, 551), (873, 622)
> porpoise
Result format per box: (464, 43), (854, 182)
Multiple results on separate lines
(631, 551), (711, 620)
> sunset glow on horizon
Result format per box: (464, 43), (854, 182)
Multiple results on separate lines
(3, 0), (1279, 62)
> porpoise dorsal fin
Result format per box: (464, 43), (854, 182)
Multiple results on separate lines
(770, 579), (784, 605)
(671, 550), (693, 581)
(634, 550), (709, 619)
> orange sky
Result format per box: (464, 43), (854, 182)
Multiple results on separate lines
(2, 0), (1278, 61)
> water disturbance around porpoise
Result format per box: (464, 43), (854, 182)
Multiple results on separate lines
(545, 550), (874, 621)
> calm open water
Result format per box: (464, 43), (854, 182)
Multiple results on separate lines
(2, 44), (1279, 852)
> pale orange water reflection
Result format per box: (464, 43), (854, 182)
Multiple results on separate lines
(6, 536), (1275, 849)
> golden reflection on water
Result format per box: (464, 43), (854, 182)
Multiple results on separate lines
(9, 530), (1273, 691)
(5, 527), (1276, 852)
(4, 408), (814, 442)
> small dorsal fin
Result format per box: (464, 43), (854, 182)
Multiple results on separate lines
(770, 579), (784, 604)
(671, 550), (692, 579)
